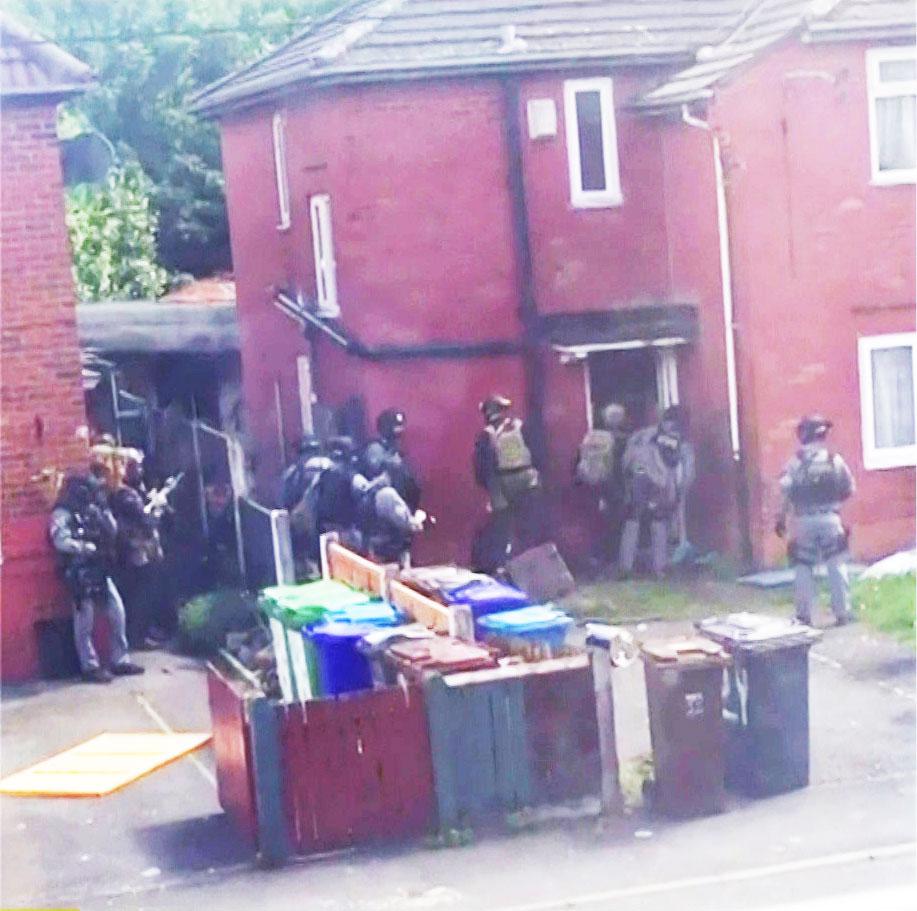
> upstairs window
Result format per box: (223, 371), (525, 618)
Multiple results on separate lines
(858, 332), (917, 469)
(310, 194), (338, 316)
(272, 111), (291, 229)
(866, 47), (917, 184)
(563, 77), (622, 208)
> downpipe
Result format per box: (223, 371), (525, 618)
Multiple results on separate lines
(681, 105), (754, 567)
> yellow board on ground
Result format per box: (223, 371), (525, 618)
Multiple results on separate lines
(0, 732), (212, 798)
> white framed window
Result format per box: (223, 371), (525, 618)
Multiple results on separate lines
(563, 77), (622, 208)
(309, 194), (339, 316)
(272, 110), (291, 229)
(858, 331), (917, 470)
(866, 47), (917, 185)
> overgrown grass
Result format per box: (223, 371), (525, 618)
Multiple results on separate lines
(560, 573), (792, 624)
(853, 573), (916, 644)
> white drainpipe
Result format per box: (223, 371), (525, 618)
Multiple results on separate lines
(681, 105), (741, 461)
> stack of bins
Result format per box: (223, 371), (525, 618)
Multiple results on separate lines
(307, 601), (403, 696)
(441, 577), (531, 630)
(697, 613), (821, 795)
(260, 580), (380, 701)
(640, 637), (731, 817)
(476, 606), (575, 659)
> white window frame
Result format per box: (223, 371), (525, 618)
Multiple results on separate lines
(272, 110), (291, 230)
(866, 46), (917, 186)
(310, 194), (339, 316)
(857, 331), (917, 470)
(563, 77), (622, 209)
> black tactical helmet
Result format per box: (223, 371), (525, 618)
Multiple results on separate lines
(377, 408), (406, 437)
(797, 414), (832, 444)
(480, 393), (512, 419)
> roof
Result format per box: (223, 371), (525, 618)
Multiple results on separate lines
(636, 0), (916, 111)
(193, 0), (761, 115)
(0, 13), (94, 100)
(76, 302), (240, 354)
(161, 277), (237, 306)
(804, 0), (916, 42)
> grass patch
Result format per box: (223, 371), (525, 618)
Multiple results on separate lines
(853, 573), (916, 644)
(561, 573), (794, 624)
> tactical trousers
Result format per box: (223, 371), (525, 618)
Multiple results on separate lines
(618, 516), (668, 575)
(790, 512), (851, 624)
(74, 578), (131, 672)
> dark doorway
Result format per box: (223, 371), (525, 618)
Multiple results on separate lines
(587, 348), (658, 430)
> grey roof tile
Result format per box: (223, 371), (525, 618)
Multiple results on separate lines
(0, 12), (94, 99)
(637, 0), (916, 110)
(193, 0), (755, 114)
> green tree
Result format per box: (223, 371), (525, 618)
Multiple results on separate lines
(66, 163), (169, 301)
(11, 0), (337, 276)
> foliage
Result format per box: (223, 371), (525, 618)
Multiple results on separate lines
(10, 0), (340, 275)
(66, 163), (170, 301)
(853, 572), (916, 644)
(177, 588), (260, 656)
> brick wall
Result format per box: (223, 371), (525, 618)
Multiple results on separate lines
(1, 99), (89, 680)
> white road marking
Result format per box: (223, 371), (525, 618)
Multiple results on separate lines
(134, 692), (217, 787)
(495, 842), (917, 911)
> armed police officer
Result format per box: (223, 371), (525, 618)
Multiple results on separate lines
(776, 415), (855, 626)
(472, 394), (545, 571)
(618, 406), (693, 578)
(50, 474), (144, 683)
(362, 408), (421, 512)
(281, 436), (332, 571)
(575, 402), (630, 566)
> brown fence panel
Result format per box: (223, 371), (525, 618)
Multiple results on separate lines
(207, 665), (257, 846)
(280, 686), (436, 855)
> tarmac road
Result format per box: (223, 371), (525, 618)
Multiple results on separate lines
(1, 620), (914, 911)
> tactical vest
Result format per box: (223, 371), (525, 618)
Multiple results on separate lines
(489, 419), (533, 473)
(576, 429), (615, 487)
(789, 451), (852, 510)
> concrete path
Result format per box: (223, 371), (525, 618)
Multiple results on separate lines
(1, 620), (914, 911)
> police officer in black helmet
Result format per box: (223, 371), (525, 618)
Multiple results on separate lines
(776, 415), (855, 626)
(471, 394), (545, 572)
(362, 408), (421, 511)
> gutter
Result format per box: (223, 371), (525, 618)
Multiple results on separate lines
(192, 50), (696, 118)
(680, 105), (753, 566)
(275, 292), (521, 361)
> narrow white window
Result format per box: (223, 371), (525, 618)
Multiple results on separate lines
(866, 47), (917, 185)
(310, 194), (339, 316)
(563, 77), (622, 208)
(272, 110), (291, 229)
(858, 331), (917, 470)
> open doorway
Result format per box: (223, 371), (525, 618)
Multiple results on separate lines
(587, 346), (680, 431)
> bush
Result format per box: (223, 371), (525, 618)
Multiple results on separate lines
(853, 573), (916, 644)
(66, 162), (169, 301)
(177, 588), (259, 656)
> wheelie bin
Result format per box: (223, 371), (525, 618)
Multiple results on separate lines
(640, 637), (730, 817)
(697, 613), (821, 796)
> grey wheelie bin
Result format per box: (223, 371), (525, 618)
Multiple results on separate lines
(697, 613), (821, 796)
(640, 637), (730, 817)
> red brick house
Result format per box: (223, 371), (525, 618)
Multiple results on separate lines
(1, 15), (95, 680)
(195, 0), (916, 568)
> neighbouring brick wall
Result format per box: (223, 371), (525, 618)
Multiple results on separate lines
(1, 98), (90, 679)
(1, 100), (88, 522)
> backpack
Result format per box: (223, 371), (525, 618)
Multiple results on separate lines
(575, 429), (615, 487)
(489, 419), (533, 472)
(790, 451), (853, 509)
